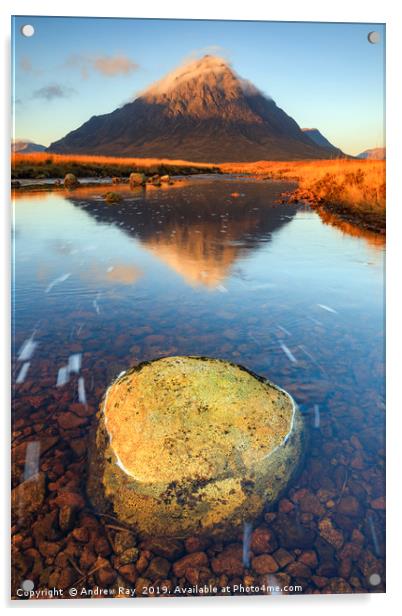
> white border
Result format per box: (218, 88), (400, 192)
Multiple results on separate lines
(1, 0), (401, 613)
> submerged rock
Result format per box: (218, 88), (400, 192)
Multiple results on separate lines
(12, 472), (46, 520)
(104, 191), (122, 203)
(87, 356), (304, 538)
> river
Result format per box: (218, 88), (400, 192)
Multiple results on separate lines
(12, 175), (385, 596)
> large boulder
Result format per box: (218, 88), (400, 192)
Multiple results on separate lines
(87, 356), (304, 538)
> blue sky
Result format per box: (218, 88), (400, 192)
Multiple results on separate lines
(12, 16), (385, 155)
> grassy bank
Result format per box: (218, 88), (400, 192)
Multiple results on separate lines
(11, 152), (220, 179)
(12, 154), (385, 234)
(221, 159), (386, 233)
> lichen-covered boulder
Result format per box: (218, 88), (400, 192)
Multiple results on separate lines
(87, 356), (304, 538)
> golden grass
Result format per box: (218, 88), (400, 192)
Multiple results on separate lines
(221, 159), (386, 231)
(11, 151), (215, 169)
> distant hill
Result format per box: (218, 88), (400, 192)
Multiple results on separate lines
(302, 128), (344, 157)
(48, 55), (341, 163)
(12, 140), (46, 153)
(357, 147), (385, 160)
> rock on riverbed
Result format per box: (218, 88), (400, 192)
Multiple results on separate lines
(87, 356), (304, 538)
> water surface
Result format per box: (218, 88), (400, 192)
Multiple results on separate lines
(12, 175), (385, 595)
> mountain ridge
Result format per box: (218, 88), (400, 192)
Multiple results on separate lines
(48, 55), (343, 163)
(357, 147), (385, 160)
(302, 128), (344, 157)
(12, 139), (46, 153)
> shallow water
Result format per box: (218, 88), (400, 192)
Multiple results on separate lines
(12, 175), (385, 597)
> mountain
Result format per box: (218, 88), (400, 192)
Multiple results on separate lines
(357, 147), (385, 160)
(12, 140), (46, 153)
(302, 128), (344, 156)
(48, 55), (340, 163)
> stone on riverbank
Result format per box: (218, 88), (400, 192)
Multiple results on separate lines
(129, 172), (146, 187)
(87, 356), (304, 538)
(64, 173), (79, 189)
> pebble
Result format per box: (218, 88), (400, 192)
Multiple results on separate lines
(286, 561), (312, 578)
(11, 472), (46, 519)
(251, 554), (278, 574)
(55, 491), (85, 510)
(57, 412), (88, 430)
(273, 548), (293, 568)
(338, 558), (352, 578)
(71, 526), (89, 543)
(119, 563), (138, 584)
(135, 552), (150, 574)
(211, 545), (244, 576)
(94, 536), (112, 557)
(273, 514), (316, 549)
(185, 536), (209, 553)
(338, 542), (362, 561)
(371, 496), (385, 510)
(135, 577), (151, 597)
(141, 537), (184, 560)
(298, 550), (318, 568)
(173, 551), (209, 578)
(79, 547), (97, 570)
(184, 566), (200, 585)
(96, 562), (118, 586)
(299, 492), (325, 516)
(337, 495), (360, 516)
(278, 498), (294, 513)
(318, 518), (344, 550)
(118, 547), (139, 565)
(58, 506), (75, 532)
(250, 527), (277, 554)
(144, 556), (171, 581)
(311, 575), (328, 588)
(37, 539), (59, 558)
(322, 578), (353, 594)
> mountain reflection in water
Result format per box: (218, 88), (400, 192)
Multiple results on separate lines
(65, 178), (298, 287)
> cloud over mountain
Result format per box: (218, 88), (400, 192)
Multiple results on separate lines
(66, 53), (139, 79)
(32, 84), (76, 101)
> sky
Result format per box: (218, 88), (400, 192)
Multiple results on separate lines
(12, 16), (385, 156)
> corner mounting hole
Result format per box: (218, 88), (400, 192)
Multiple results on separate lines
(21, 24), (35, 38)
(369, 573), (381, 586)
(22, 579), (34, 591)
(368, 31), (380, 44)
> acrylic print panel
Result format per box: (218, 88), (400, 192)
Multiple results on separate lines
(11, 16), (385, 601)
